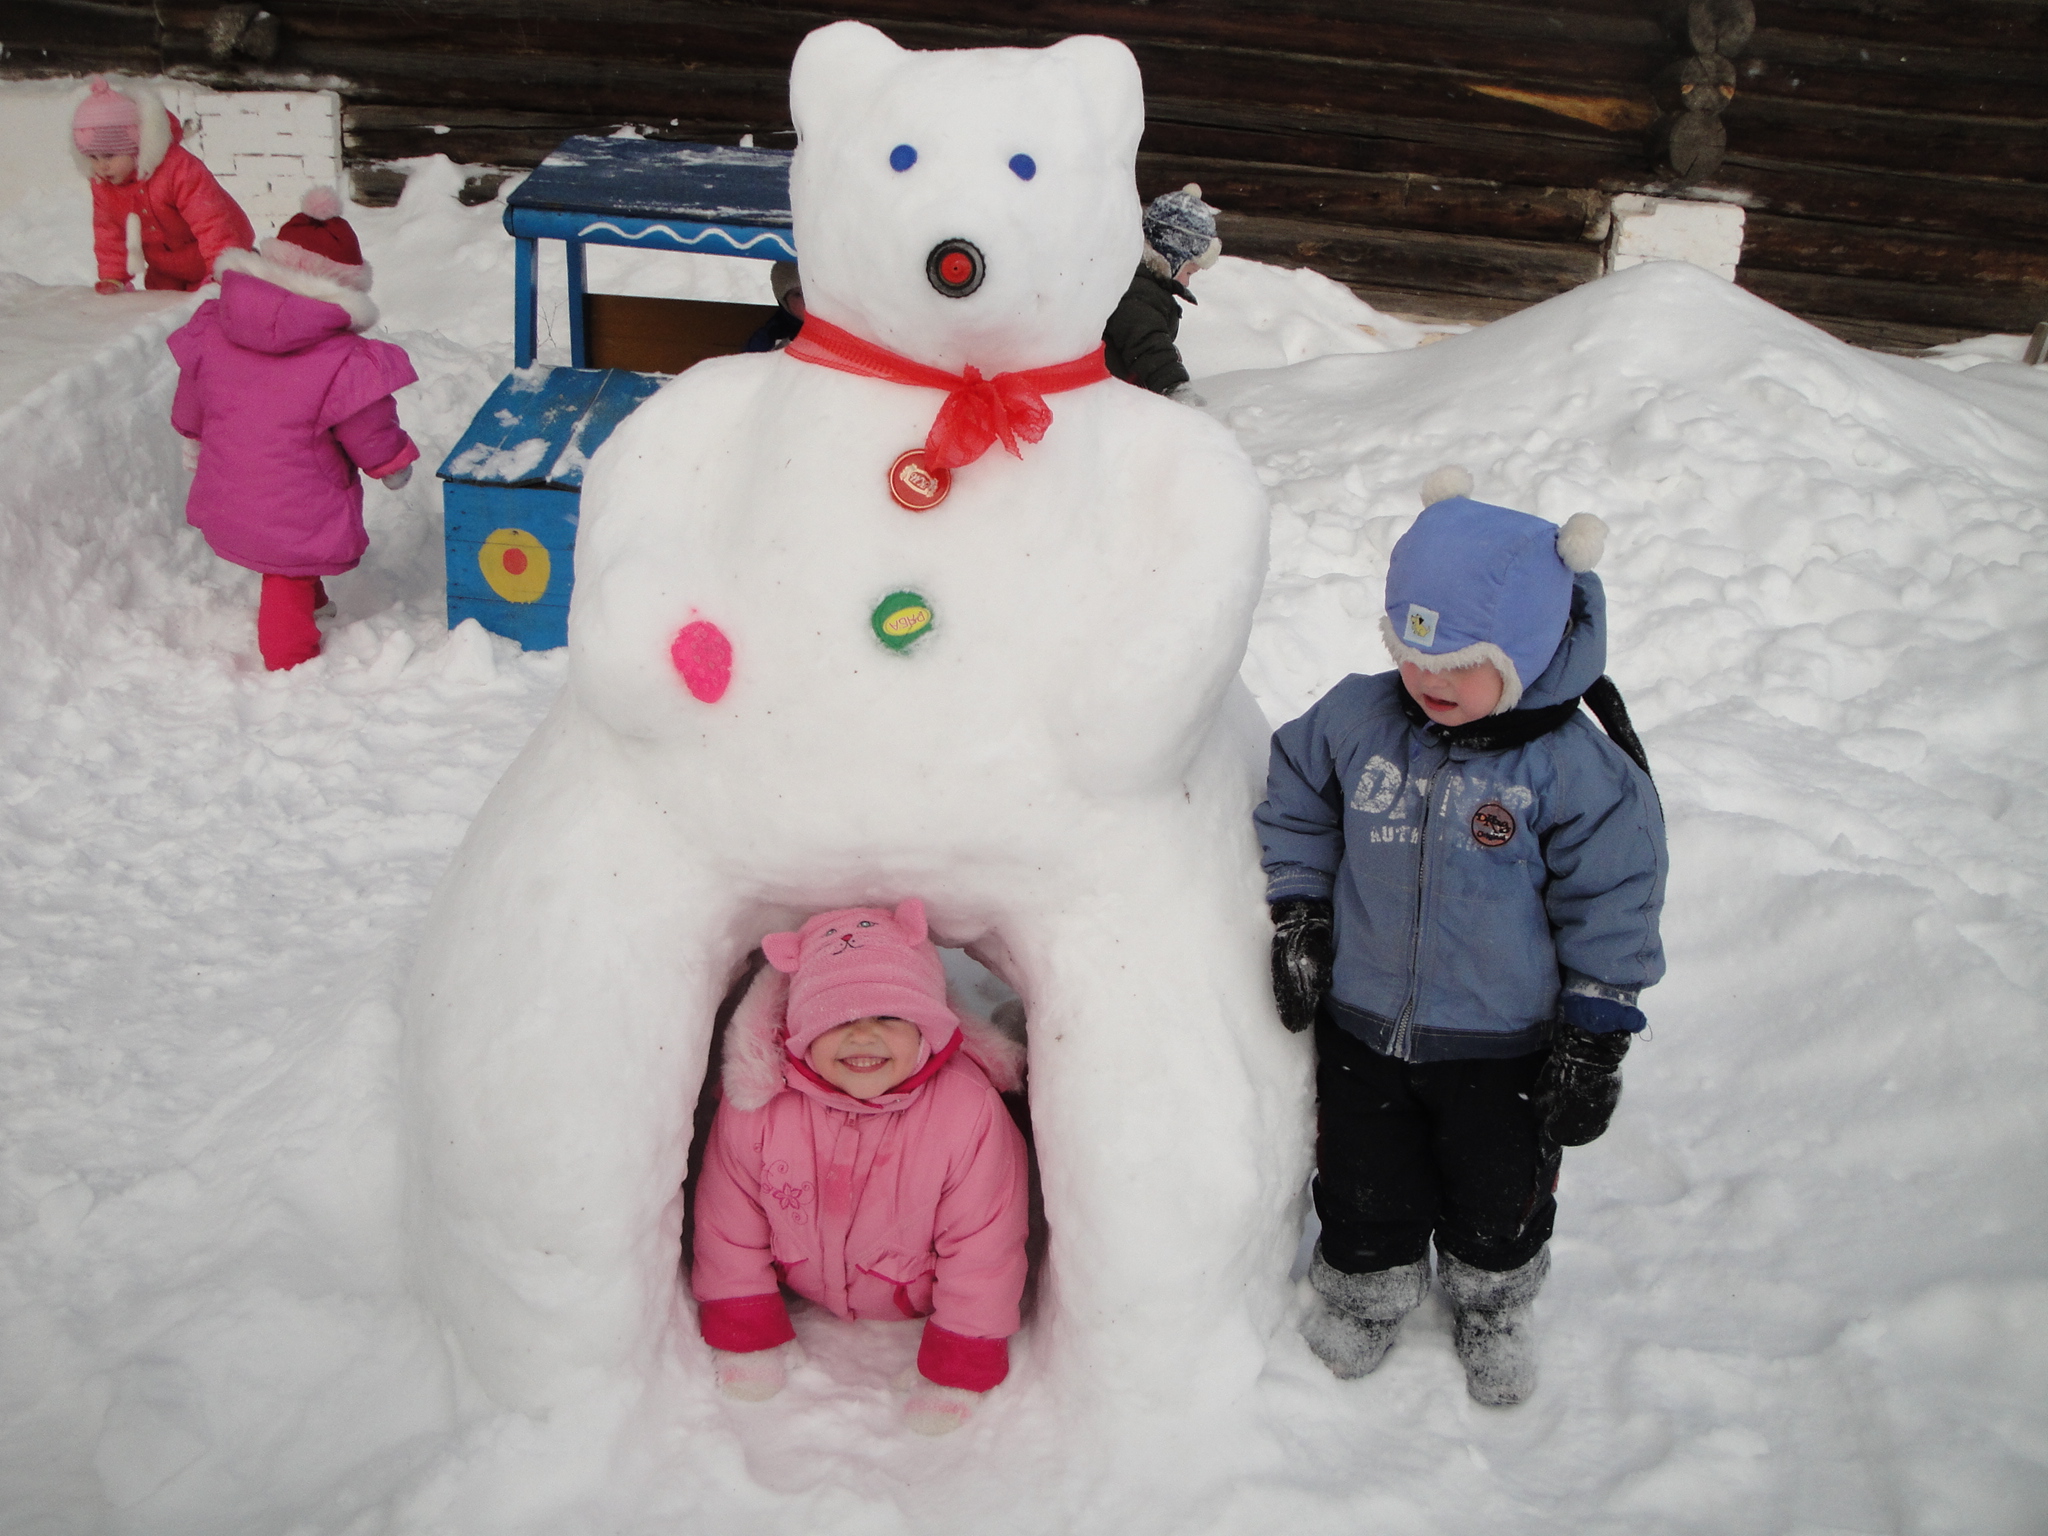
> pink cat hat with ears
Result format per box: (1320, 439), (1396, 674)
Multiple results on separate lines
(762, 897), (960, 1061)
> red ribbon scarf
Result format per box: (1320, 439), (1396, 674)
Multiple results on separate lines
(785, 314), (1109, 471)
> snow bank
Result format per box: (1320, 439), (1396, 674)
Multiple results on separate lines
(1178, 255), (1464, 377)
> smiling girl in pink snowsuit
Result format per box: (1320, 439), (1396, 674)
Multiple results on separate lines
(692, 898), (1029, 1435)
(168, 189), (418, 670)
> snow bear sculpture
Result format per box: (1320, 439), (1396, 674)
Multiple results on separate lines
(405, 20), (1309, 1414)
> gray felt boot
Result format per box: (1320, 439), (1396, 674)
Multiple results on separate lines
(1438, 1247), (1549, 1407)
(1302, 1247), (1430, 1380)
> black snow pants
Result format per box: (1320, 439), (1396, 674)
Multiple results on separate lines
(1313, 1008), (1558, 1276)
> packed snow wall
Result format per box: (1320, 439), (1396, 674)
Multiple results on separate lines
(0, 284), (204, 673)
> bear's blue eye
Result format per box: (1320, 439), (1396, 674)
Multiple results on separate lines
(890, 144), (917, 172)
(1009, 153), (1036, 181)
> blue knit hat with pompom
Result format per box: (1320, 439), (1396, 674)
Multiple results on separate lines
(1381, 468), (1607, 714)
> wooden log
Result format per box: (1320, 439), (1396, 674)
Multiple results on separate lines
(1741, 211), (2048, 290)
(348, 166), (409, 208)
(157, 0), (1673, 77)
(1138, 155), (1608, 244)
(1735, 56), (2048, 122)
(1722, 155), (2048, 241)
(1722, 94), (2048, 185)
(0, 0), (161, 75)
(1791, 311), (2009, 354)
(1680, 0), (1755, 59)
(160, 1), (807, 72)
(1745, 27), (2048, 88)
(1650, 52), (1737, 117)
(1142, 109), (1645, 189)
(169, 25), (1671, 187)
(1336, 284), (1533, 325)
(1654, 110), (1727, 182)
(1745, 0), (2048, 54)
(1216, 211), (1602, 303)
(344, 121), (794, 170)
(347, 121), (624, 170)
(1739, 263), (2047, 335)
(166, 35), (795, 123)
(1110, 45), (1663, 138)
(159, 7), (1678, 148)
(584, 295), (778, 375)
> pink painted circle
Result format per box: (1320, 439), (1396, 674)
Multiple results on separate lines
(670, 620), (733, 703)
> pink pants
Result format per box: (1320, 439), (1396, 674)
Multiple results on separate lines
(257, 574), (328, 671)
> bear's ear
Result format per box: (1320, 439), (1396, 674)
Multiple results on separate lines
(762, 931), (803, 973)
(790, 20), (903, 141)
(1044, 34), (1145, 152)
(892, 897), (928, 945)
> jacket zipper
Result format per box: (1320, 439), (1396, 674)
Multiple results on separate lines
(1390, 745), (1444, 1061)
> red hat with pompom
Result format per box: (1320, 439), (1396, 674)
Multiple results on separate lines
(265, 187), (373, 291)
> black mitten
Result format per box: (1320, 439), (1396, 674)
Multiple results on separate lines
(1269, 898), (1334, 1034)
(1533, 1020), (1631, 1146)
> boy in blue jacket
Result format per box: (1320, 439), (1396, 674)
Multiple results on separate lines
(1255, 469), (1667, 1407)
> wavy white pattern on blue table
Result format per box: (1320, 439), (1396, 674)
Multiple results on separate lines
(574, 221), (794, 255)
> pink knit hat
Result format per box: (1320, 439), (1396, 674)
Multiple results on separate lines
(73, 77), (141, 157)
(264, 187), (373, 291)
(762, 898), (959, 1060)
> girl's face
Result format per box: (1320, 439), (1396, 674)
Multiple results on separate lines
(806, 1016), (924, 1099)
(1399, 659), (1504, 726)
(88, 153), (136, 184)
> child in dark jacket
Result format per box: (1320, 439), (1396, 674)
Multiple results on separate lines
(71, 76), (253, 294)
(168, 190), (419, 671)
(1102, 185), (1220, 401)
(1255, 468), (1667, 1407)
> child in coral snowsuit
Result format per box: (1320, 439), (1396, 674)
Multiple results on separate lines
(692, 898), (1029, 1436)
(70, 76), (252, 294)
(167, 189), (419, 670)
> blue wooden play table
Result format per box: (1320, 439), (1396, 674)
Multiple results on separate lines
(437, 137), (795, 650)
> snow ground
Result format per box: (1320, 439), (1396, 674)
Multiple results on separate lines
(2, 108), (2046, 1534)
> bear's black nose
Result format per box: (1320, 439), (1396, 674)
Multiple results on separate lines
(926, 239), (985, 298)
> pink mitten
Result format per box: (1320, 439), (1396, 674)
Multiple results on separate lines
(903, 1376), (981, 1436)
(180, 437), (200, 473)
(712, 1345), (788, 1402)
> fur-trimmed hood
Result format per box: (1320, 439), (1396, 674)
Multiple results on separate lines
(69, 77), (175, 182)
(214, 246), (379, 336)
(720, 960), (1026, 1114)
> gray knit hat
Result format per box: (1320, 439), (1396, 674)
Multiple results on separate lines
(1143, 184), (1221, 274)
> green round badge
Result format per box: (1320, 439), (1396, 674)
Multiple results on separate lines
(871, 590), (934, 653)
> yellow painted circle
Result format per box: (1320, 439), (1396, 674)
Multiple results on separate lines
(480, 528), (551, 604)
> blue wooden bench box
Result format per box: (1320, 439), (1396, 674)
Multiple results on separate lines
(438, 137), (794, 651)
(439, 365), (667, 650)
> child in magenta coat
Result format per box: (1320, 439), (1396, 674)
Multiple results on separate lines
(167, 189), (419, 670)
(692, 898), (1030, 1436)
(71, 76), (253, 293)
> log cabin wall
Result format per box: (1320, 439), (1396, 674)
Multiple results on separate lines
(5, 1), (2043, 350)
